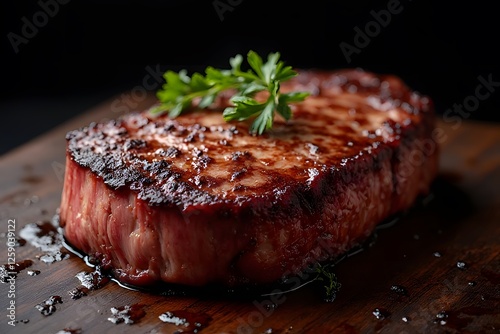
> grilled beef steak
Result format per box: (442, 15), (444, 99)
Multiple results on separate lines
(59, 69), (439, 287)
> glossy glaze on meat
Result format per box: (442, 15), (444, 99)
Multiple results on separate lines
(59, 69), (439, 287)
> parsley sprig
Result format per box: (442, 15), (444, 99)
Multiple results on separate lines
(316, 264), (342, 302)
(149, 50), (310, 135)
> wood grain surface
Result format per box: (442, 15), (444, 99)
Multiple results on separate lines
(0, 95), (499, 334)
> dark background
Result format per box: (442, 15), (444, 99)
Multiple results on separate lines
(1, 0), (499, 155)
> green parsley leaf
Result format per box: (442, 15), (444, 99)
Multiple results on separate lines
(150, 50), (310, 135)
(316, 264), (342, 302)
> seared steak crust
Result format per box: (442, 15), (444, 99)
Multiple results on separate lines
(59, 69), (438, 287)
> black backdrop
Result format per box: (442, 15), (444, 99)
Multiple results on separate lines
(1, 0), (499, 154)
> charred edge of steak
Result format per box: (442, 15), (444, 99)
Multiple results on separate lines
(66, 122), (219, 208)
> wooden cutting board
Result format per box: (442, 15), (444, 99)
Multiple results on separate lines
(1, 95), (499, 334)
